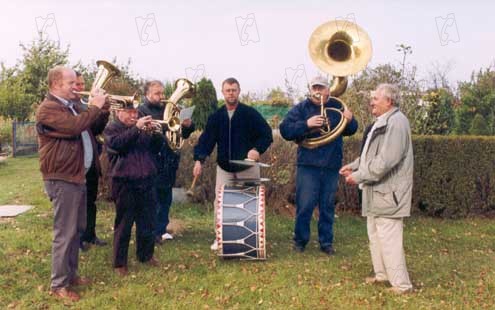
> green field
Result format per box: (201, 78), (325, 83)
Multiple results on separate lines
(0, 156), (494, 309)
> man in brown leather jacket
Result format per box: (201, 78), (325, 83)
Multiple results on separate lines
(36, 66), (107, 302)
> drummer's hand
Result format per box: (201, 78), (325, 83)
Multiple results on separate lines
(247, 149), (260, 161)
(193, 160), (202, 177)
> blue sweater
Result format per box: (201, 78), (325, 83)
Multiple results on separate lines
(279, 98), (358, 169)
(194, 103), (273, 172)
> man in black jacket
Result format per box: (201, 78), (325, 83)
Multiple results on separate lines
(74, 71), (109, 250)
(193, 77), (273, 250)
(138, 80), (195, 244)
(104, 104), (164, 276)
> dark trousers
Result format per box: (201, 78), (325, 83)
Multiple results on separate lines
(81, 163), (98, 242)
(153, 185), (173, 238)
(112, 178), (155, 268)
(294, 166), (339, 249)
(44, 180), (86, 289)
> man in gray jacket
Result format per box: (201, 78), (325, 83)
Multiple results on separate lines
(340, 83), (413, 294)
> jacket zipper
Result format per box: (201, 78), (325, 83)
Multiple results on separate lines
(228, 116), (232, 163)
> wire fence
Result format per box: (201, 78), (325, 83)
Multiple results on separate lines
(12, 121), (38, 157)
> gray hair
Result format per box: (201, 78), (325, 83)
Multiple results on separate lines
(376, 83), (400, 106)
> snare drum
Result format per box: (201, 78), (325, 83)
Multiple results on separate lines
(216, 185), (266, 260)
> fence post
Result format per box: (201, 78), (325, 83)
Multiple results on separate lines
(12, 121), (16, 157)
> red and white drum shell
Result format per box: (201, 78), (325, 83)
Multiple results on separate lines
(216, 184), (266, 260)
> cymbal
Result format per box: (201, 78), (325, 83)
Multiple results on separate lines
(229, 159), (271, 168)
(227, 178), (270, 184)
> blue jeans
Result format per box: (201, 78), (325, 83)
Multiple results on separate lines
(294, 165), (339, 249)
(153, 186), (172, 238)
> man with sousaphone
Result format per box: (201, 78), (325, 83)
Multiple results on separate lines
(280, 19), (367, 255)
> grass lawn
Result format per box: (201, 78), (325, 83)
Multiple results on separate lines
(0, 156), (494, 309)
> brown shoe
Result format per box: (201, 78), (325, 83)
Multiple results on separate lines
(114, 266), (129, 277)
(49, 287), (80, 302)
(70, 276), (91, 286)
(145, 257), (159, 267)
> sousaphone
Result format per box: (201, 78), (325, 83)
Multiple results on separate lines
(300, 20), (372, 149)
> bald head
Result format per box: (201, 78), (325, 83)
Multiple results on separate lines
(47, 66), (77, 100)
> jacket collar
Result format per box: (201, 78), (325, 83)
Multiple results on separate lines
(374, 106), (399, 129)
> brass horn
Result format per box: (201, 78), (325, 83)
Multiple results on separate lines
(74, 60), (139, 109)
(300, 20), (372, 149)
(162, 78), (196, 151)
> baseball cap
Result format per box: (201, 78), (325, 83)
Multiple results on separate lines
(309, 76), (329, 88)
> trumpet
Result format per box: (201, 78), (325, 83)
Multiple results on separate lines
(142, 119), (165, 134)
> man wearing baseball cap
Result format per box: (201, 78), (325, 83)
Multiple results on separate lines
(280, 75), (358, 255)
(103, 103), (165, 276)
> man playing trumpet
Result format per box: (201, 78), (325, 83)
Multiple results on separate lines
(104, 103), (165, 276)
(36, 66), (108, 302)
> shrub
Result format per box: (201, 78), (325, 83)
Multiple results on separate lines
(176, 134), (495, 218)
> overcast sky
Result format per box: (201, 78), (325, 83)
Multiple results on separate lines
(1, 0), (494, 96)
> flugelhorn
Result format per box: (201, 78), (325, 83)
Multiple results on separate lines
(300, 20), (372, 149)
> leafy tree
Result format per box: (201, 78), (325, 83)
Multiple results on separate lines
(265, 87), (292, 106)
(416, 88), (455, 135)
(0, 33), (69, 121)
(469, 113), (490, 135)
(455, 67), (495, 135)
(0, 73), (35, 121)
(19, 33), (70, 103)
(190, 78), (218, 130)
(341, 45), (436, 134)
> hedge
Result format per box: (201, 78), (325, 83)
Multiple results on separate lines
(175, 133), (495, 219)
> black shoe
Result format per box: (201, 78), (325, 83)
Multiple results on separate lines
(80, 241), (90, 252)
(320, 246), (335, 256)
(293, 243), (305, 253)
(93, 237), (108, 246)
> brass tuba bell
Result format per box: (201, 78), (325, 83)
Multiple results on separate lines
(300, 20), (372, 149)
(74, 60), (139, 109)
(162, 78), (196, 151)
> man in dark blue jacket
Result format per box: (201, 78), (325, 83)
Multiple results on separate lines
(279, 76), (358, 255)
(138, 80), (195, 244)
(193, 77), (273, 250)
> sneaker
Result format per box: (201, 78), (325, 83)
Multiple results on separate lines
(365, 276), (388, 285)
(320, 246), (335, 256)
(210, 240), (218, 251)
(161, 233), (174, 240)
(387, 286), (413, 295)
